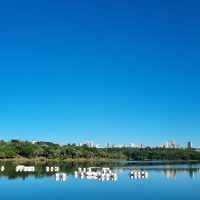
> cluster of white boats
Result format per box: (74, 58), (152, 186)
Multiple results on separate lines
(15, 165), (59, 172)
(74, 167), (118, 181)
(0, 165), (149, 181)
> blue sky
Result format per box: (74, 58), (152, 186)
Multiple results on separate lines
(0, 0), (200, 147)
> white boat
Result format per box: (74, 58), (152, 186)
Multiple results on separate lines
(46, 166), (60, 172)
(16, 165), (35, 172)
(0, 166), (5, 172)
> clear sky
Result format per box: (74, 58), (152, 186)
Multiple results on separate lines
(0, 0), (200, 147)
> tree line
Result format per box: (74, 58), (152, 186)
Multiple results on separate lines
(0, 140), (200, 160)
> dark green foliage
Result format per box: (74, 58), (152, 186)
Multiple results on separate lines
(127, 148), (200, 161)
(0, 140), (200, 160)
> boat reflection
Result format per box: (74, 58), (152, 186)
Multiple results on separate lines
(55, 173), (67, 181)
(129, 170), (149, 179)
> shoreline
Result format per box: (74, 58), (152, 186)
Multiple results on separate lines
(0, 157), (116, 163)
(0, 157), (200, 163)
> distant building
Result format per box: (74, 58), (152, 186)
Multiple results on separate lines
(84, 141), (94, 148)
(89, 141), (94, 148)
(79, 143), (82, 147)
(140, 144), (145, 149)
(85, 141), (89, 147)
(31, 140), (37, 145)
(162, 140), (180, 148)
(106, 142), (111, 148)
(187, 141), (192, 149)
(95, 144), (99, 148)
(130, 143), (136, 148)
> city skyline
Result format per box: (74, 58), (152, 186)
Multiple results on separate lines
(0, 138), (197, 149)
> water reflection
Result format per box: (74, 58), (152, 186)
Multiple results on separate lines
(0, 161), (200, 181)
(160, 168), (200, 179)
(55, 173), (67, 181)
(129, 170), (149, 179)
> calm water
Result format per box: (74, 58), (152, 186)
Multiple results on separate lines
(0, 161), (200, 200)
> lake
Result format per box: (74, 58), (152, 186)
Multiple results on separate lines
(0, 161), (199, 200)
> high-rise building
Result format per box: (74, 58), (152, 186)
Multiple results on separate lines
(106, 142), (111, 148)
(84, 141), (94, 148)
(85, 141), (89, 147)
(140, 144), (145, 149)
(187, 141), (192, 148)
(89, 141), (94, 148)
(162, 140), (179, 148)
(130, 143), (136, 148)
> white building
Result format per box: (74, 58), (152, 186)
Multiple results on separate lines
(187, 141), (192, 148)
(90, 141), (94, 148)
(31, 140), (37, 144)
(130, 143), (137, 148)
(84, 141), (94, 148)
(112, 144), (119, 148)
(162, 140), (179, 148)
